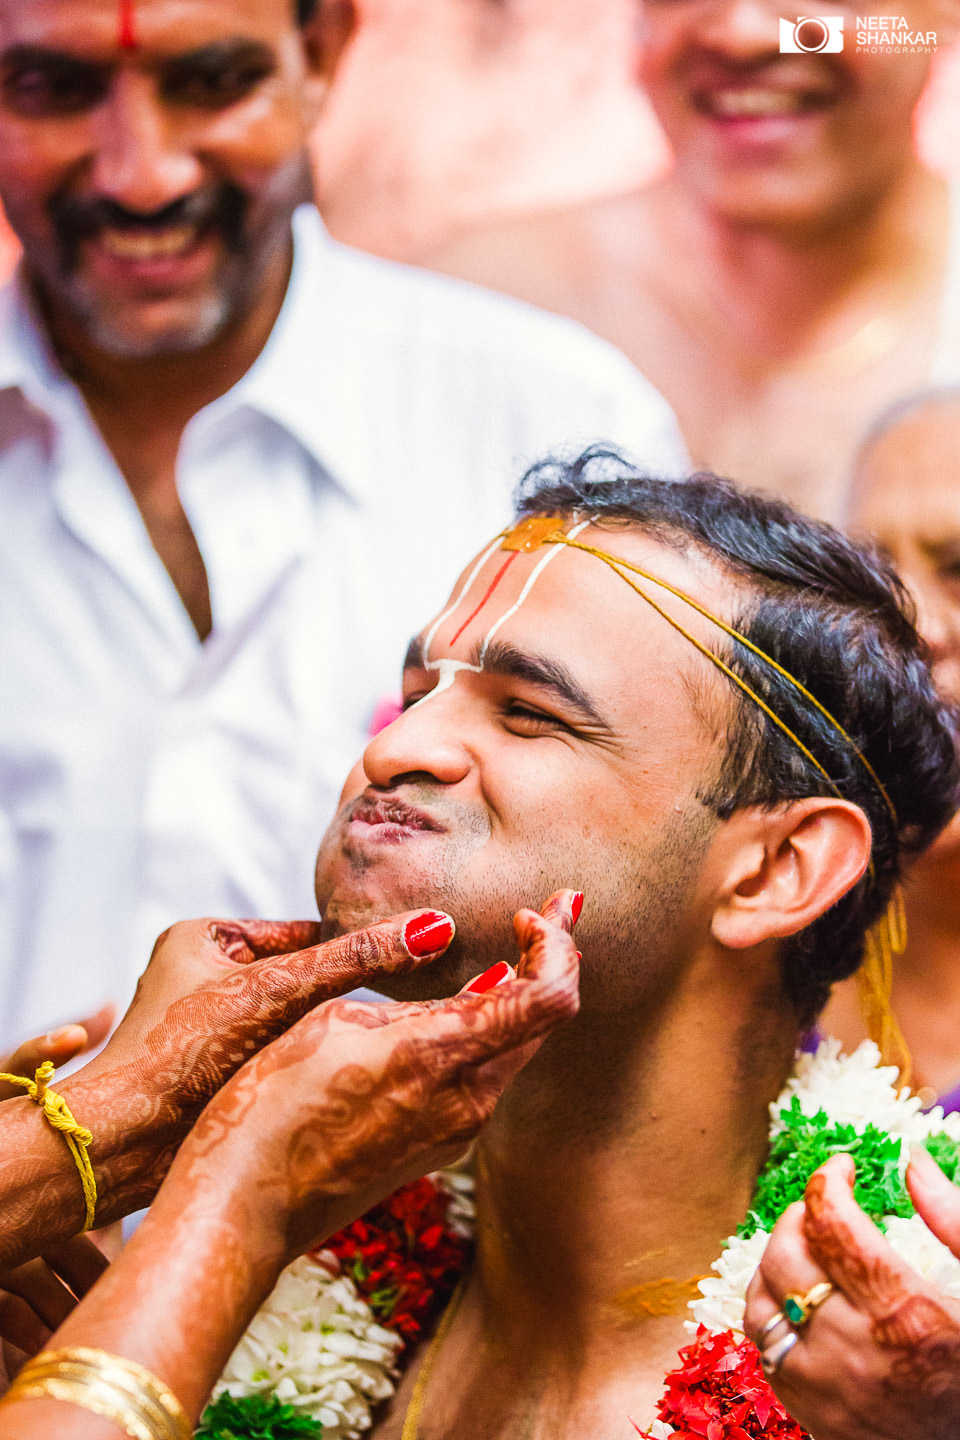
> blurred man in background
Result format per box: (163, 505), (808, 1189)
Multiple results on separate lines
(824, 388), (960, 1105)
(0, 0), (685, 1045)
(430, 0), (960, 518)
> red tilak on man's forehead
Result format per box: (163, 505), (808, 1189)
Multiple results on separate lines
(118, 0), (138, 50)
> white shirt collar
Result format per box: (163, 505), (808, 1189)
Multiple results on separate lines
(0, 205), (371, 505)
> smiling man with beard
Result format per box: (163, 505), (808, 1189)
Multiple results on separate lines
(0, 0), (685, 1046)
(309, 450), (960, 1438)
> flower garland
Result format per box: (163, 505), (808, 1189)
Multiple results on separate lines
(638, 1040), (960, 1440)
(199, 1042), (960, 1440)
(199, 1174), (474, 1440)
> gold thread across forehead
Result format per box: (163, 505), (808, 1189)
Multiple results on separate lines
(502, 516), (897, 825)
(501, 513), (910, 1082)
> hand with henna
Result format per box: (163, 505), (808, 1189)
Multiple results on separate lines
(0, 1005), (115, 1102)
(0, 890), (580, 1439)
(0, 910), (459, 1271)
(743, 1150), (960, 1440)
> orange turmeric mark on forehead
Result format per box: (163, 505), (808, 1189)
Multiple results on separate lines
(118, 0), (138, 50)
(500, 514), (568, 553)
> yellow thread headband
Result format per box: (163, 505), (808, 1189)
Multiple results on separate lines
(502, 514), (895, 824)
(500, 514), (911, 1082)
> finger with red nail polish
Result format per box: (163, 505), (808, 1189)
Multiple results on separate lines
(462, 960), (515, 994)
(403, 911), (456, 958)
(538, 888), (584, 932)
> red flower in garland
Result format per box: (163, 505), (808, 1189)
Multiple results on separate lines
(635, 1328), (813, 1440)
(314, 1177), (470, 1348)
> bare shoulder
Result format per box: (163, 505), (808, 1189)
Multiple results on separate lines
(423, 185), (666, 318)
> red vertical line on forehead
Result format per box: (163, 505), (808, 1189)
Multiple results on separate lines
(118, 0), (138, 50)
(448, 551), (520, 645)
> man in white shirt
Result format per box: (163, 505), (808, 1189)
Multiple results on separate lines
(0, 0), (685, 1044)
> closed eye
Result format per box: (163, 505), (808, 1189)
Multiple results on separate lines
(502, 702), (574, 734)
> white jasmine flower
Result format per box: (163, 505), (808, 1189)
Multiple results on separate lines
(213, 1253), (403, 1440)
(771, 1039), (960, 1148)
(884, 1213), (960, 1298)
(687, 1229), (770, 1335)
(436, 1167), (476, 1238)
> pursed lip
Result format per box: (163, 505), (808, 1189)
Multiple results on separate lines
(344, 793), (446, 843)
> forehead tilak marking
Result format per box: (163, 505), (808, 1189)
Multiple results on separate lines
(118, 0), (138, 50)
(409, 520), (592, 711)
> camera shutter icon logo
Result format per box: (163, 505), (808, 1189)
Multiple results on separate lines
(779, 15), (844, 50)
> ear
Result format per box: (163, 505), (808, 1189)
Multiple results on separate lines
(299, 0), (359, 115)
(710, 798), (872, 951)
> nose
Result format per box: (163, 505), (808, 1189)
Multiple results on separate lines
(90, 70), (204, 213)
(361, 680), (475, 792)
(695, 0), (781, 60)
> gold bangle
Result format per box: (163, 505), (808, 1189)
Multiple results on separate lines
(0, 1061), (97, 1230)
(0, 1347), (191, 1440)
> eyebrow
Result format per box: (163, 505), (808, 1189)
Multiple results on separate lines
(402, 635), (610, 729)
(478, 640), (610, 727)
(0, 38), (275, 71)
(0, 44), (107, 69)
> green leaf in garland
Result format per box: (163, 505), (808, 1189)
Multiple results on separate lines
(924, 1131), (960, 1184)
(195, 1392), (324, 1439)
(739, 1103), (960, 1239)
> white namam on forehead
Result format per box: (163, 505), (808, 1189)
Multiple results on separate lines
(410, 519), (594, 708)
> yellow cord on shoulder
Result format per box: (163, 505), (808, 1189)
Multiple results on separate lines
(0, 1060), (97, 1230)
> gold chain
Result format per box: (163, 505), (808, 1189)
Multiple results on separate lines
(400, 1277), (468, 1440)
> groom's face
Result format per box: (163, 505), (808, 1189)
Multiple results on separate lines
(314, 522), (732, 1010)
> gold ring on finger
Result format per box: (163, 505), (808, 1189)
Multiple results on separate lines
(782, 1281), (835, 1331)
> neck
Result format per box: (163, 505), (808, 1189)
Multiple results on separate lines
(34, 232), (293, 425)
(470, 956), (797, 1348)
(900, 843), (960, 994)
(653, 161), (947, 360)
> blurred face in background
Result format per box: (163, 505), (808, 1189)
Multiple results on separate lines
(849, 395), (960, 857)
(637, 0), (949, 232)
(850, 397), (960, 707)
(0, 0), (326, 356)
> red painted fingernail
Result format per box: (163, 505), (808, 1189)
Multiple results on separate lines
(465, 960), (513, 994)
(403, 911), (455, 957)
(571, 892), (584, 923)
(576, 951), (582, 961)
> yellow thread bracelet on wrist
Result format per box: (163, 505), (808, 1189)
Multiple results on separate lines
(0, 1060), (97, 1230)
(0, 1347), (191, 1440)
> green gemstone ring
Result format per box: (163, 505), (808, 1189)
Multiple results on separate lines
(783, 1281), (835, 1329)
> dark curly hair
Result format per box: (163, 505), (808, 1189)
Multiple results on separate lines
(514, 448), (960, 1025)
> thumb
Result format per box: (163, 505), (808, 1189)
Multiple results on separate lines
(907, 1146), (960, 1258)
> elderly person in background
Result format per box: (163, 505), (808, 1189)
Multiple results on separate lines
(823, 388), (960, 1108)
